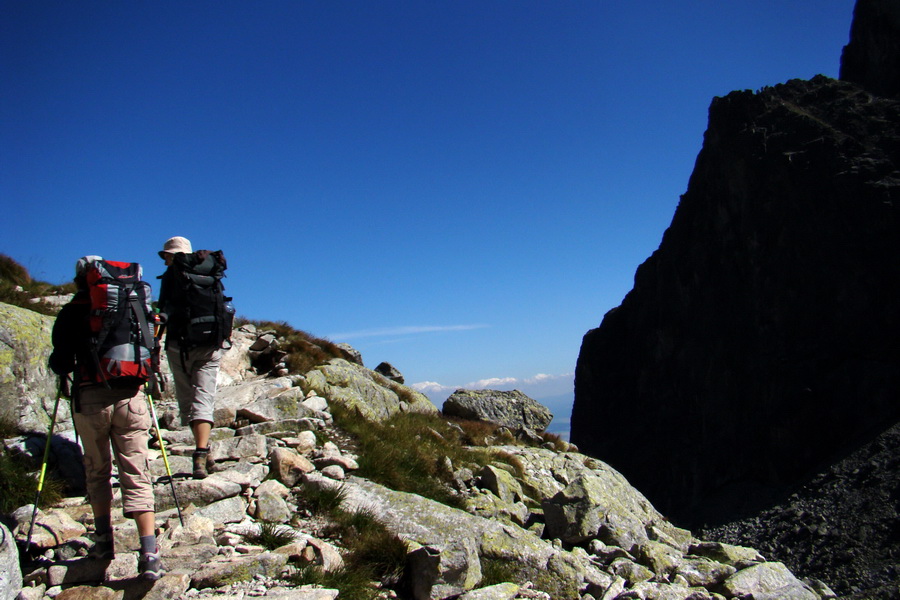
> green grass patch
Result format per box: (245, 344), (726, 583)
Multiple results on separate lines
(291, 564), (377, 600)
(480, 557), (519, 587)
(329, 405), (505, 508)
(480, 557), (581, 600)
(327, 404), (554, 510)
(244, 520), (298, 550)
(293, 484), (408, 597)
(0, 443), (64, 514)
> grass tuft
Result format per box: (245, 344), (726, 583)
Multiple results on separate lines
(451, 417), (503, 447)
(291, 564), (376, 600)
(0, 442), (64, 514)
(244, 520), (297, 550)
(540, 431), (570, 452)
(344, 524), (408, 588)
(294, 487), (409, 598)
(333, 505), (380, 535)
(240, 319), (345, 375)
(299, 483), (348, 515)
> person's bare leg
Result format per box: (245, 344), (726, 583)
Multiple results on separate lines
(133, 511), (156, 538)
(191, 420), (212, 450)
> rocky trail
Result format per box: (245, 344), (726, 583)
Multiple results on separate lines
(2, 316), (839, 600)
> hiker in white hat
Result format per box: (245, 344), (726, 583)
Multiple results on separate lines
(158, 236), (192, 264)
(157, 236), (229, 479)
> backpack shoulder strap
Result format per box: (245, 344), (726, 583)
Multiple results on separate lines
(127, 289), (159, 396)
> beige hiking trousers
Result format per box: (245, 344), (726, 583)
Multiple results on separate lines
(74, 386), (154, 518)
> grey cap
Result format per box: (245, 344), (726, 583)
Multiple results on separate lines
(74, 255), (103, 278)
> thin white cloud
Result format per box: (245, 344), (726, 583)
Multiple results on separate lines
(525, 373), (573, 384)
(412, 372), (574, 398)
(466, 376), (518, 388)
(411, 381), (452, 394)
(464, 373), (573, 389)
(327, 324), (489, 341)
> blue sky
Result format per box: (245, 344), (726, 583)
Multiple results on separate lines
(2, 1), (856, 435)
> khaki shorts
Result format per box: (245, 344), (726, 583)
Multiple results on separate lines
(74, 386), (154, 518)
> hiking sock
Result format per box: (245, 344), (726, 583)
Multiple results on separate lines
(94, 514), (112, 536)
(88, 514), (115, 559)
(139, 535), (157, 556)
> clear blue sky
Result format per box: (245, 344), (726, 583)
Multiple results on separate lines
(2, 1), (856, 434)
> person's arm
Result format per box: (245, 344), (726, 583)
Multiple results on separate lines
(156, 268), (173, 319)
(48, 303), (78, 376)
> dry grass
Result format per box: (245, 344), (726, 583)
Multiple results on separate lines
(0, 254), (75, 316)
(241, 319), (345, 374)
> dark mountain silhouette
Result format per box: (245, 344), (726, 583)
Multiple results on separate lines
(571, 0), (899, 595)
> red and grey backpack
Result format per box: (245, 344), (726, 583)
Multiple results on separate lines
(82, 259), (157, 386)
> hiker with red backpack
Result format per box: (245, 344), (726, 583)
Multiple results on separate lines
(156, 236), (234, 480)
(48, 256), (164, 580)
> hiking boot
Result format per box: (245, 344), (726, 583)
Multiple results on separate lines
(192, 449), (209, 479)
(138, 548), (164, 581)
(87, 532), (114, 560)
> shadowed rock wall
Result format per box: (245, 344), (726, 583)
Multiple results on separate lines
(571, 75), (900, 526)
(840, 0), (900, 98)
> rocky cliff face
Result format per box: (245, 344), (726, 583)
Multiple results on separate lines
(572, 74), (900, 526)
(840, 0), (900, 98)
(571, 1), (900, 595)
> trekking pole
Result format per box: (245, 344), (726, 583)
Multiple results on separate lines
(146, 385), (185, 527)
(138, 306), (184, 526)
(26, 376), (67, 554)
